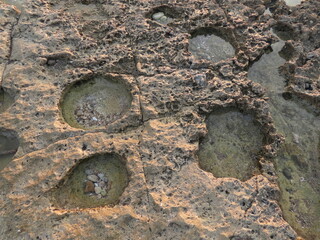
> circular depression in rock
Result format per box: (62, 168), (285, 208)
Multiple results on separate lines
(60, 75), (132, 129)
(0, 88), (14, 113)
(51, 153), (129, 208)
(0, 130), (19, 171)
(198, 108), (263, 181)
(188, 28), (235, 62)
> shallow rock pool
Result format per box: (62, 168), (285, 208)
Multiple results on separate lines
(248, 30), (320, 239)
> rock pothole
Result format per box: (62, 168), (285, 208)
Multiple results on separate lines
(0, 129), (19, 171)
(0, 88), (14, 113)
(198, 108), (263, 181)
(50, 153), (129, 209)
(60, 74), (132, 129)
(188, 28), (235, 63)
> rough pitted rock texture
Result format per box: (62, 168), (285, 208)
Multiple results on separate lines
(0, 0), (319, 239)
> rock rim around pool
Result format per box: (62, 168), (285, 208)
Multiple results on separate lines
(59, 73), (139, 130)
(49, 153), (129, 209)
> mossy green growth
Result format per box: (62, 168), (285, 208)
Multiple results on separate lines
(50, 154), (129, 209)
(276, 141), (320, 240)
(198, 108), (263, 181)
(60, 76), (132, 129)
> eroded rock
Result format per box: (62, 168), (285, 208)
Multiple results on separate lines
(0, 0), (319, 239)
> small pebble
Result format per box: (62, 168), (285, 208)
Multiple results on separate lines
(98, 181), (106, 188)
(100, 190), (107, 197)
(77, 110), (84, 115)
(94, 183), (99, 187)
(282, 168), (292, 180)
(36, 57), (47, 65)
(98, 173), (104, 179)
(84, 181), (95, 193)
(97, 194), (102, 199)
(85, 169), (93, 175)
(47, 59), (56, 66)
(94, 186), (102, 194)
(87, 174), (98, 182)
(159, 16), (167, 22)
(152, 12), (164, 20)
(293, 133), (299, 144)
(102, 177), (108, 183)
(307, 53), (315, 59)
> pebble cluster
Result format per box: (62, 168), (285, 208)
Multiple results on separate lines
(84, 169), (110, 198)
(74, 96), (121, 127)
(152, 12), (172, 24)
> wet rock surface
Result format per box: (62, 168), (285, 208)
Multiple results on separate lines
(189, 28), (235, 62)
(0, 0), (319, 239)
(248, 27), (320, 240)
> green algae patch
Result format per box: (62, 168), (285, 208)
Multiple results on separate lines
(188, 28), (235, 62)
(50, 153), (129, 209)
(276, 140), (320, 240)
(248, 29), (320, 239)
(60, 75), (132, 129)
(198, 108), (263, 181)
(0, 88), (14, 113)
(0, 130), (19, 171)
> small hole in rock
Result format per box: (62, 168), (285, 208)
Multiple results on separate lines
(149, 5), (178, 25)
(82, 144), (87, 151)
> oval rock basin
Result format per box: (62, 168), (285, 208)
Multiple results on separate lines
(50, 153), (129, 209)
(189, 29), (235, 62)
(61, 75), (132, 129)
(198, 108), (263, 181)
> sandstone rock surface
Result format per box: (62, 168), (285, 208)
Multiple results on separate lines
(0, 0), (319, 239)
